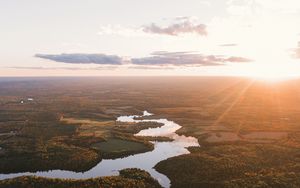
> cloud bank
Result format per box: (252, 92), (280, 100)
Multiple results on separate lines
(8, 66), (117, 70)
(34, 52), (252, 68)
(35, 53), (123, 65)
(131, 51), (251, 66)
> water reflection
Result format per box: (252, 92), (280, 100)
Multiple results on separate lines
(0, 111), (199, 188)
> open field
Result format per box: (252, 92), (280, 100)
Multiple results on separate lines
(1, 77), (300, 187)
(91, 138), (150, 159)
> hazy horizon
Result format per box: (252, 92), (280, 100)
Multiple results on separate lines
(1, 0), (300, 78)
(2, 2), (300, 187)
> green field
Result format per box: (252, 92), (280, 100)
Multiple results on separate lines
(92, 138), (150, 159)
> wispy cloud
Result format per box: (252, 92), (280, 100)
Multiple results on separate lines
(98, 25), (146, 37)
(128, 65), (174, 70)
(98, 17), (207, 37)
(35, 53), (123, 65)
(225, 56), (252, 62)
(142, 17), (207, 36)
(219, 43), (238, 47)
(131, 51), (251, 66)
(8, 66), (118, 70)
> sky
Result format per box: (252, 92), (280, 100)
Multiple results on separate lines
(1, 0), (300, 77)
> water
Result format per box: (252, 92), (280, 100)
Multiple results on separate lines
(0, 111), (199, 188)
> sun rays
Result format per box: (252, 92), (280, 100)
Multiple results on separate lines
(211, 79), (255, 128)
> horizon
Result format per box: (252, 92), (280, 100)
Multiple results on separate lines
(1, 0), (300, 79)
(2, 1), (300, 187)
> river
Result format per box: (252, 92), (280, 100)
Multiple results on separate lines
(0, 111), (199, 188)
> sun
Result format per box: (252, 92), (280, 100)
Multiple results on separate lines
(248, 68), (298, 82)
(252, 74), (295, 82)
(234, 61), (300, 82)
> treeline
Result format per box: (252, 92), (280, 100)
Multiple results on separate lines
(156, 143), (300, 188)
(0, 168), (162, 188)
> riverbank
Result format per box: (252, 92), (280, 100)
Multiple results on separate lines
(0, 111), (199, 188)
(0, 168), (162, 188)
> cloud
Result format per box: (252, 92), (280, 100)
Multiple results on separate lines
(131, 51), (251, 66)
(128, 65), (174, 70)
(142, 19), (207, 36)
(98, 25), (146, 37)
(35, 53), (123, 65)
(97, 17), (207, 37)
(225, 56), (252, 62)
(219, 43), (237, 47)
(7, 66), (118, 71)
(34, 51), (251, 69)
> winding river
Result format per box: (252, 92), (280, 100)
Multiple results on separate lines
(0, 111), (199, 188)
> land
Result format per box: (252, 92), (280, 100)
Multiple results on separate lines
(1, 77), (300, 187)
(0, 78), (166, 173)
(0, 168), (162, 188)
